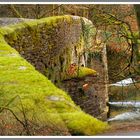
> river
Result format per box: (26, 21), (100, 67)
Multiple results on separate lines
(100, 78), (140, 135)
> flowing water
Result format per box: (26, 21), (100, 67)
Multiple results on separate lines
(108, 102), (140, 122)
(100, 78), (140, 135)
(102, 101), (140, 135)
(108, 78), (140, 122)
(108, 101), (140, 108)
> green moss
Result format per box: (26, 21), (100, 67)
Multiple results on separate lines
(0, 16), (108, 135)
(61, 112), (108, 135)
(0, 15), (72, 36)
(65, 66), (97, 80)
(78, 67), (97, 78)
(76, 35), (85, 55)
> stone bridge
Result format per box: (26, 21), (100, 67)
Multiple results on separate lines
(0, 15), (109, 120)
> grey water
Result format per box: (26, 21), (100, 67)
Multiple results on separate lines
(110, 78), (136, 87)
(108, 101), (140, 122)
(108, 109), (140, 122)
(108, 101), (140, 108)
(108, 78), (140, 122)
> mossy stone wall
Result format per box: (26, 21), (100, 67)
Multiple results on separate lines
(62, 47), (109, 120)
(4, 16), (94, 84)
(88, 46), (109, 120)
(2, 15), (108, 120)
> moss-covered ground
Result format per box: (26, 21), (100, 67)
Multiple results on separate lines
(0, 16), (108, 135)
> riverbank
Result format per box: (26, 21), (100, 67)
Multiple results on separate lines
(99, 121), (140, 136)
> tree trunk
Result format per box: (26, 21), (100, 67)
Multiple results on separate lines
(134, 5), (140, 75)
(134, 5), (140, 31)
